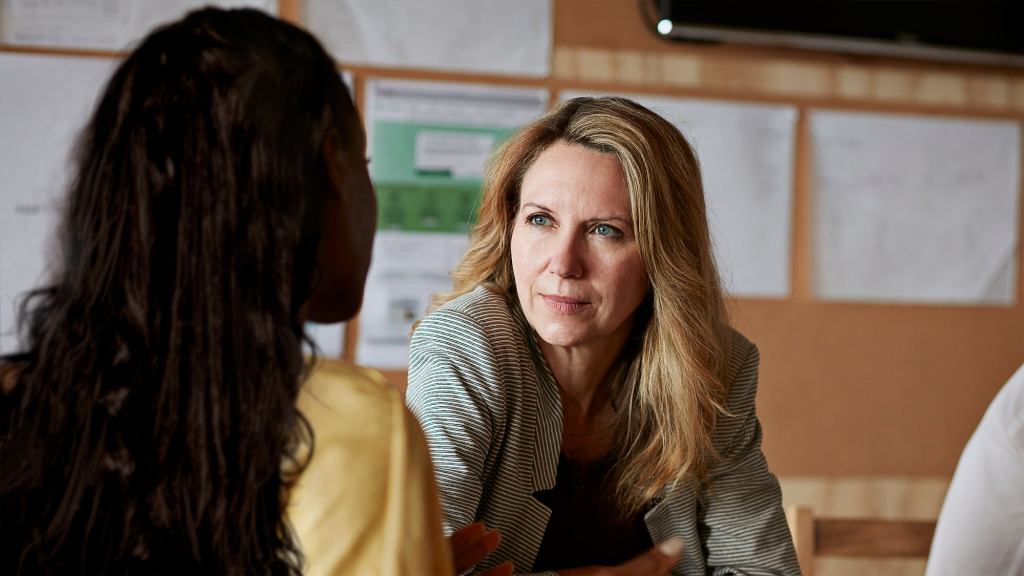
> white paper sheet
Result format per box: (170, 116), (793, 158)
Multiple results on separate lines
(415, 131), (495, 179)
(811, 111), (1020, 305)
(0, 0), (276, 51)
(357, 232), (468, 368)
(358, 79), (548, 368)
(0, 53), (116, 354)
(302, 0), (552, 77)
(560, 91), (798, 298)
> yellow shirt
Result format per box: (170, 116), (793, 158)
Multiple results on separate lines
(288, 360), (452, 575)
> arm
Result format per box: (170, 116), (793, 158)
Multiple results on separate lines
(406, 308), (508, 535)
(381, 403), (457, 575)
(289, 365), (453, 575)
(701, 342), (801, 576)
(925, 364), (1024, 576)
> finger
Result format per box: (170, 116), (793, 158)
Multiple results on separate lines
(449, 521), (487, 550)
(618, 537), (683, 576)
(479, 561), (514, 576)
(454, 529), (501, 572)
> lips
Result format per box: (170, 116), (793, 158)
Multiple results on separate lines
(541, 294), (590, 314)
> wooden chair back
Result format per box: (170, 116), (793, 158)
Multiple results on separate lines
(785, 505), (936, 576)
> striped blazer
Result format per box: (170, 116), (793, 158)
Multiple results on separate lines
(407, 286), (800, 575)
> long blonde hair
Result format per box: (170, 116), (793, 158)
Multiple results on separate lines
(436, 97), (731, 517)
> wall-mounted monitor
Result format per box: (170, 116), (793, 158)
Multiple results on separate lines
(652, 1), (1023, 68)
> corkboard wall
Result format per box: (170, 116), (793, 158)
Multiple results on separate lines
(546, 0), (1024, 477)
(5, 0), (1023, 479)
(337, 0), (1024, 477)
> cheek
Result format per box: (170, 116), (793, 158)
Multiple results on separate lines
(510, 226), (530, 282)
(608, 253), (649, 304)
(360, 192), (377, 251)
(352, 175), (377, 241)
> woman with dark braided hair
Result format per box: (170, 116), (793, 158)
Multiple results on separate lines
(0, 8), (467, 575)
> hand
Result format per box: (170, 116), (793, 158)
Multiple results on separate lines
(557, 537), (684, 576)
(448, 522), (514, 576)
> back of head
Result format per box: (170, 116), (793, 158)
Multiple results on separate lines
(0, 8), (355, 574)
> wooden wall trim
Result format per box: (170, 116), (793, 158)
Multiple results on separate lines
(552, 46), (1024, 117)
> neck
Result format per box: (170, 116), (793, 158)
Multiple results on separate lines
(542, 336), (629, 463)
(539, 330), (630, 421)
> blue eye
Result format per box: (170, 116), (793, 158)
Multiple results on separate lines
(594, 223), (622, 237)
(528, 214), (551, 226)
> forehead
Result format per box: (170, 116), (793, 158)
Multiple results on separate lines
(519, 141), (630, 214)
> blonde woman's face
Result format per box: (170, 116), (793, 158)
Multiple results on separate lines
(511, 141), (648, 353)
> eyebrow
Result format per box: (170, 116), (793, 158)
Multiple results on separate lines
(520, 202), (551, 214)
(520, 202), (633, 226)
(587, 216), (632, 226)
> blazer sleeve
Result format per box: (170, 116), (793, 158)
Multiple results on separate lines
(406, 308), (508, 535)
(701, 340), (801, 576)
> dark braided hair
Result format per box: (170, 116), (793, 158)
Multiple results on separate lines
(0, 8), (357, 574)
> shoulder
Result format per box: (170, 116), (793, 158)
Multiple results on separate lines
(439, 284), (515, 317)
(710, 328), (761, 451)
(981, 363), (1024, 452)
(297, 359), (427, 487)
(291, 361), (445, 574)
(723, 327), (759, 401)
(299, 359), (404, 442)
(416, 286), (518, 338)
(992, 363), (1024, 418)
(407, 286), (528, 417)
(303, 358), (395, 404)
(411, 286), (524, 362)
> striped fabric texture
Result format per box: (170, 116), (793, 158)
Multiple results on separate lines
(407, 286), (800, 575)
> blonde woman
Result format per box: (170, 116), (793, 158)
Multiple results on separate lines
(406, 97), (799, 575)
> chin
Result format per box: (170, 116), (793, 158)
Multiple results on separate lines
(534, 327), (587, 349)
(305, 287), (363, 324)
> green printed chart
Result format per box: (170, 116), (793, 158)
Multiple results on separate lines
(371, 123), (517, 234)
(357, 79), (548, 367)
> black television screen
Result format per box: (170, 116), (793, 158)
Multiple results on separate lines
(655, 1), (1023, 66)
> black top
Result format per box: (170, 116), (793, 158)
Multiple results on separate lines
(532, 454), (653, 571)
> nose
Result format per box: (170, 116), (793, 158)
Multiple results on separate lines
(547, 230), (583, 278)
